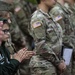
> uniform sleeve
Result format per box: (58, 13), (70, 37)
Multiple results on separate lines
(0, 59), (20, 75)
(30, 18), (61, 67)
(9, 12), (26, 50)
(50, 7), (64, 26)
(50, 7), (70, 44)
(14, 3), (30, 35)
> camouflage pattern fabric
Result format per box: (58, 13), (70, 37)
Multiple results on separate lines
(64, 3), (75, 75)
(50, 2), (75, 75)
(0, 1), (32, 75)
(29, 9), (63, 75)
(13, 0), (34, 50)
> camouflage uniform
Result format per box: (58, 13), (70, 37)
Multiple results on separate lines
(64, 3), (75, 75)
(29, 9), (63, 75)
(70, 3), (75, 14)
(12, 0), (35, 50)
(50, 2), (75, 75)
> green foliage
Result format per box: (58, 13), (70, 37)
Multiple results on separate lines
(26, 0), (37, 4)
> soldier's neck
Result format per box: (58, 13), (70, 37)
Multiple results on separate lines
(38, 4), (49, 13)
(57, 0), (65, 6)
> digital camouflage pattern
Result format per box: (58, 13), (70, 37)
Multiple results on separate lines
(29, 9), (63, 75)
(64, 3), (75, 75)
(11, 0), (36, 75)
(50, 2), (75, 75)
(13, 0), (35, 50)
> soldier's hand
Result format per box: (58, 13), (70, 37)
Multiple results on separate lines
(13, 48), (35, 62)
(58, 60), (66, 72)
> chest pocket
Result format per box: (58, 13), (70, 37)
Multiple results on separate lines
(46, 19), (61, 44)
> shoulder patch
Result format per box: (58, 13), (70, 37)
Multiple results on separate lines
(14, 6), (21, 12)
(55, 15), (62, 22)
(32, 21), (42, 28)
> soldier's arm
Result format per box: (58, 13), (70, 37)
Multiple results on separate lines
(14, 2), (30, 35)
(9, 12), (26, 50)
(50, 7), (64, 24)
(30, 18), (61, 67)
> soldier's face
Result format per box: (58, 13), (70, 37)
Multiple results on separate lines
(44, 0), (56, 8)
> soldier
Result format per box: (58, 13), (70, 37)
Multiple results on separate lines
(11, 0), (36, 75)
(64, 0), (75, 75)
(29, 0), (66, 75)
(12, 0), (35, 50)
(50, 0), (75, 75)
(65, 0), (75, 13)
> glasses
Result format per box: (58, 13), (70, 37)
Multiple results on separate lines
(2, 29), (10, 33)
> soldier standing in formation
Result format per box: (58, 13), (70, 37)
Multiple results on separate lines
(50, 0), (75, 75)
(29, 0), (66, 75)
(64, 0), (75, 75)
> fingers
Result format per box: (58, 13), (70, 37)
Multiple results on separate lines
(21, 51), (35, 60)
(58, 61), (66, 72)
(16, 48), (35, 62)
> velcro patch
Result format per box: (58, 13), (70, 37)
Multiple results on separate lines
(32, 21), (42, 28)
(55, 15), (62, 22)
(15, 6), (21, 12)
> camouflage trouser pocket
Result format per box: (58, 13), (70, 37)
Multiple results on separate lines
(30, 67), (57, 75)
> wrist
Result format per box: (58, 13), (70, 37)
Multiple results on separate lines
(13, 53), (21, 63)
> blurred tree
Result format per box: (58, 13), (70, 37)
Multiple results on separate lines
(26, 0), (37, 4)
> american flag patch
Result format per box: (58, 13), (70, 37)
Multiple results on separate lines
(55, 15), (62, 22)
(15, 6), (21, 12)
(32, 21), (42, 28)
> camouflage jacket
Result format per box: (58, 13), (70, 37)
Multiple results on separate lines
(50, 2), (74, 45)
(29, 9), (63, 68)
(12, 0), (35, 50)
(13, 0), (32, 35)
(70, 3), (75, 14)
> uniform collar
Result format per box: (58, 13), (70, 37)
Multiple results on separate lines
(38, 9), (52, 19)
